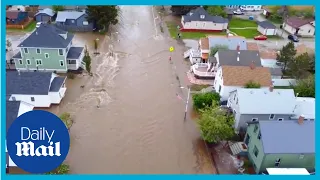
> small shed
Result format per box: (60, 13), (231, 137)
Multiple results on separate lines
(34, 8), (55, 22)
(257, 20), (277, 35)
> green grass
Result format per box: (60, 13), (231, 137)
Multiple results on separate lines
(274, 86), (294, 89)
(165, 21), (226, 39)
(230, 29), (260, 38)
(190, 84), (211, 91)
(7, 21), (36, 32)
(267, 35), (282, 39)
(229, 18), (258, 28)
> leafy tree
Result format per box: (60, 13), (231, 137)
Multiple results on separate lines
(287, 52), (311, 79)
(192, 92), (220, 110)
(294, 74), (315, 98)
(277, 41), (296, 72)
(308, 53), (315, 74)
(46, 163), (70, 174)
(206, 6), (227, 18)
(244, 81), (261, 88)
(197, 104), (235, 144)
(83, 46), (92, 74)
(86, 6), (119, 30)
(210, 44), (229, 56)
(170, 6), (199, 16)
(52, 5), (65, 12)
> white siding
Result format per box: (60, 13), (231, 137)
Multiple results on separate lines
(9, 94), (51, 108)
(240, 5), (262, 11)
(49, 87), (67, 104)
(18, 102), (34, 116)
(258, 25), (276, 35)
(283, 23), (315, 37)
(183, 21), (228, 31)
(283, 23), (296, 35)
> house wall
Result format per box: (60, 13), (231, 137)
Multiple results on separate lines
(15, 47), (68, 73)
(283, 23), (296, 35)
(18, 102), (34, 116)
(182, 21), (228, 31)
(49, 87), (67, 104)
(258, 26), (276, 35)
(272, 79), (297, 86)
(240, 5), (262, 11)
(296, 23), (315, 37)
(8, 94), (51, 108)
(55, 14), (93, 32)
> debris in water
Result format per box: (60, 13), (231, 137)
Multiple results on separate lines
(80, 85), (85, 88)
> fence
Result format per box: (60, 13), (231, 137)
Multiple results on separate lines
(6, 18), (33, 29)
(272, 79), (297, 87)
(55, 24), (93, 32)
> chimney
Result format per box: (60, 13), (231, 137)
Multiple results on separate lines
(298, 115), (305, 124)
(269, 84), (274, 92)
(250, 61), (255, 70)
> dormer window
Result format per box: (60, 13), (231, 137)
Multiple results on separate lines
(200, 15), (205, 19)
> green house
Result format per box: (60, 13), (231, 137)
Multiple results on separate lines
(12, 24), (85, 73)
(245, 119), (315, 174)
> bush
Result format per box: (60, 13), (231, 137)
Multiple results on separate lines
(59, 112), (73, 130)
(244, 81), (261, 88)
(46, 163), (70, 174)
(67, 73), (75, 79)
(192, 92), (220, 110)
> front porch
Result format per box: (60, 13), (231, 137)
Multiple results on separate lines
(66, 47), (85, 71)
(191, 63), (216, 79)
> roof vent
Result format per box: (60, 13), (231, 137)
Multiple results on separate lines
(250, 91), (253, 94)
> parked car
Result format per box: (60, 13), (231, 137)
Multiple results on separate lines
(36, 22), (42, 28)
(288, 34), (299, 42)
(233, 9), (244, 15)
(254, 35), (268, 40)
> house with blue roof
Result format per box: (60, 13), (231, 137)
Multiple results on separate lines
(34, 8), (56, 22)
(245, 120), (315, 174)
(6, 71), (67, 107)
(11, 24), (85, 73)
(55, 11), (94, 32)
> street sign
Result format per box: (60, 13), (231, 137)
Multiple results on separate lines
(169, 46), (174, 52)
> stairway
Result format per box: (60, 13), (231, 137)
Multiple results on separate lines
(184, 49), (192, 58)
(230, 142), (248, 156)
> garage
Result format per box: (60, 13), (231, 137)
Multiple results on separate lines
(34, 8), (55, 23)
(257, 20), (277, 36)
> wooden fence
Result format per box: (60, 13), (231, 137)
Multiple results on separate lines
(6, 18), (33, 29)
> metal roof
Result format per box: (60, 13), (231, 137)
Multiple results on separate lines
(35, 8), (55, 17)
(292, 97), (315, 120)
(56, 11), (85, 22)
(208, 36), (247, 50)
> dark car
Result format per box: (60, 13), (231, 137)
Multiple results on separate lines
(288, 34), (299, 42)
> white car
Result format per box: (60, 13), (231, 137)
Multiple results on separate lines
(233, 10), (244, 15)
(36, 22), (42, 28)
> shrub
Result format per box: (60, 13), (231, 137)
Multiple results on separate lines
(46, 163), (70, 174)
(59, 112), (73, 130)
(192, 92), (220, 110)
(244, 81), (261, 88)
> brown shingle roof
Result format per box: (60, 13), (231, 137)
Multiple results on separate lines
(6, 11), (19, 19)
(200, 38), (209, 50)
(247, 42), (259, 51)
(285, 17), (314, 28)
(222, 66), (272, 86)
(260, 49), (278, 59)
(296, 44), (314, 56)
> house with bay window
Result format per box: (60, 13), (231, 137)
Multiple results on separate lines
(12, 23), (85, 73)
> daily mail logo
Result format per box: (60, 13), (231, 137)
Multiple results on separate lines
(7, 110), (70, 174)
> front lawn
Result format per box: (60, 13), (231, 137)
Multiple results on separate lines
(229, 18), (258, 28)
(229, 29), (260, 38)
(165, 21), (226, 39)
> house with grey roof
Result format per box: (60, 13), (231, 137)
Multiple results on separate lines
(208, 36), (247, 50)
(227, 88), (298, 131)
(283, 17), (315, 37)
(55, 11), (94, 32)
(34, 8), (55, 22)
(11, 24), (85, 73)
(257, 20), (277, 35)
(181, 7), (228, 32)
(6, 71), (67, 107)
(38, 5), (87, 12)
(6, 100), (34, 170)
(245, 120), (315, 174)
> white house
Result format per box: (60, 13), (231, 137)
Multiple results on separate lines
(6, 101), (34, 170)
(181, 7), (229, 32)
(283, 17), (315, 37)
(257, 21), (277, 35)
(292, 97), (315, 121)
(6, 71), (67, 108)
(239, 5), (262, 11)
(213, 65), (272, 101)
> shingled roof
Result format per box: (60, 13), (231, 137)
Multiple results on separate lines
(285, 17), (314, 28)
(183, 7), (228, 23)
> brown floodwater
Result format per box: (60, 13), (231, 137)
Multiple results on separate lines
(45, 6), (215, 174)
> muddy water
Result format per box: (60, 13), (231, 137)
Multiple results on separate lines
(56, 6), (214, 174)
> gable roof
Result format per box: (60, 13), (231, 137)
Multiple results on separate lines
(208, 36), (247, 50)
(17, 24), (74, 48)
(6, 71), (53, 95)
(292, 97), (315, 120)
(49, 77), (66, 92)
(285, 17), (314, 28)
(56, 11), (86, 22)
(183, 7), (228, 23)
(217, 50), (262, 67)
(236, 88), (296, 114)
(258, 20), (276, 29)
(35, 8), (55, 17)
(258, 120), (315, 154)
(200, 38), (209, 50)
(221, 66), (272, 87)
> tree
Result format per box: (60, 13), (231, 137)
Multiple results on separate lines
(192, 92), (220, 110)
(52, 5), (65, 12)
(210, 44), (229, 56)
(277, 41), (296, 72)
(244, 81), (261, 88)
(206, 6), (227, 18)
(46, 163), (70, 174)
(294, 74), (315, 98)
(308, 53), (315, 74)
(170, 6), (199, 16)
(83, 46), (92, 74)
(86, 6), (118, 31)
(197, 104), (235, 144)
(287, 52), (311, 79)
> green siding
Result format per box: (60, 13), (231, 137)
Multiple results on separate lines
(17, 48), (67, 71)
(246, 124), (265, 173)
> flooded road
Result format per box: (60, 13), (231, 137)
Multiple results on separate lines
(51, 6), (213, 174)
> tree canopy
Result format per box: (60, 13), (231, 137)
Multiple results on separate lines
(277, 41), (296, 72)
(210, 44), (229, 56)
(287, 52), (312, 79)
(206, 6), (227, 18)
(86, 6), (119, 30)
(197, 104), (235, 144)
(294, 74), (315, 98)
(170, 6), (199, 16)
(52, 5), (65, 12)
(192, 92), (220, 110)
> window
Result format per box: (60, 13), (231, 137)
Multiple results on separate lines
(68, 60), (76, 64)
(308, 29), (311, 33)
(19, 60), (23, 65)
(252, 118), (258, 122)
(35, 59), (42, 65)
(202, 22), (206, 27)
(278, 118), (284, 121)
(24, 48), (29, 54)
(45, 53), (49, 58)
(218, 85), (222, 93)
(275, 158), (281, 167)
(195, 23), (198, 27)
(26, 59), (31, 65)
(31, 97), (35, 102)
(200, 15), (205, 19)
(12, 97), (16, 101)
(269, 114), (275, 119)
(36, 48), (41, 54)
(253, 146), (259, 157)
(257, 132), (261, 140)
(299, 154), (305, 159)
(253, 125), (258, 133)
(58, 49), (64, 56)
(60, 60), (64, 66)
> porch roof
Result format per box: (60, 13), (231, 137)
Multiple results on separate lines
(49, 77), (66, 92)
(67, 47), (84, 59)
(12, 52), (22, 59)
